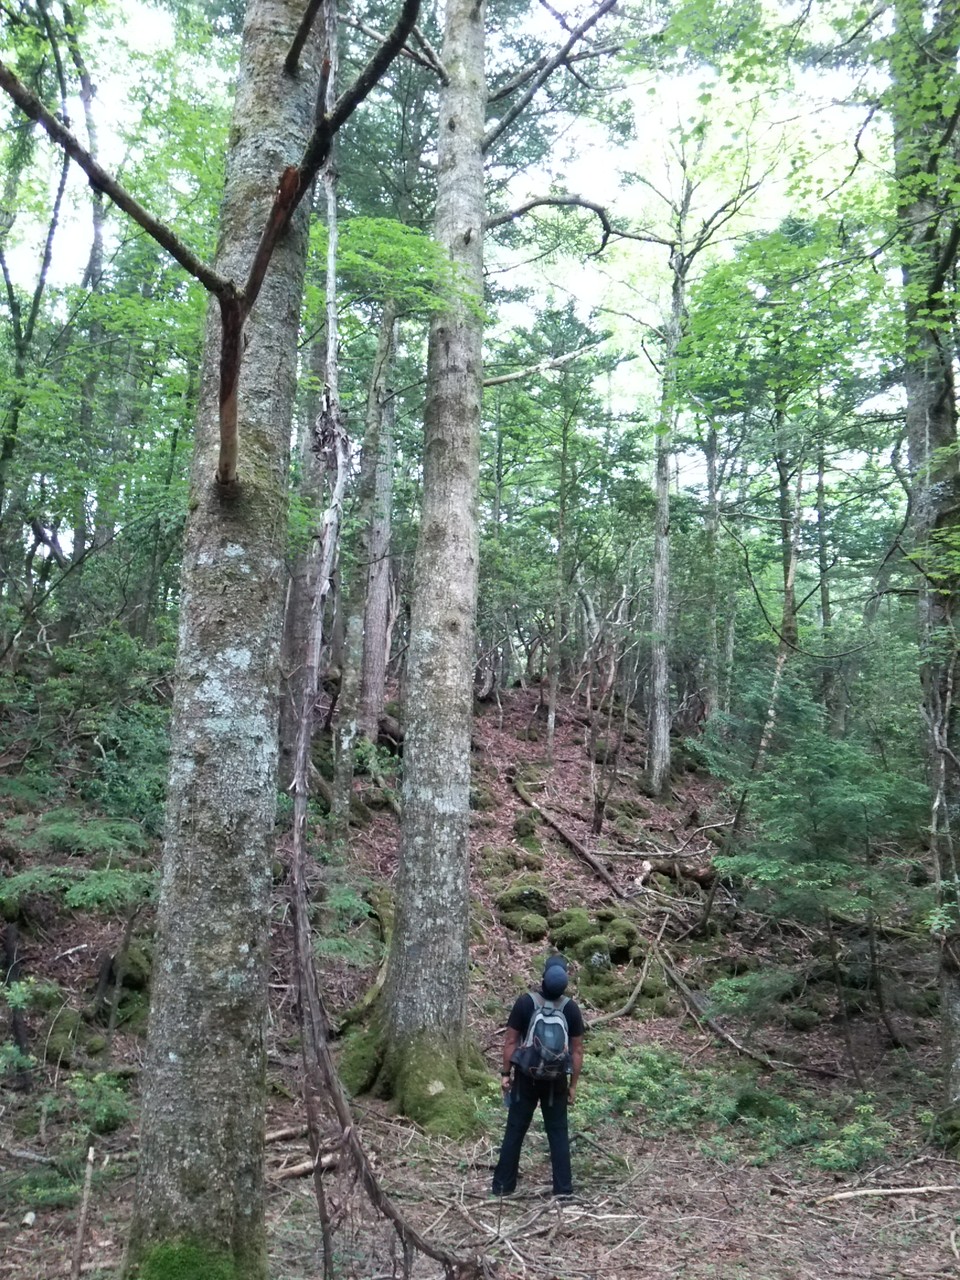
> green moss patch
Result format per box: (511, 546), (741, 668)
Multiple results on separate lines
(495, 877), (550, 917)
(499, 911), (549, 941)
(140, 1242), (238, 1280)
(548, 907), (594, 951)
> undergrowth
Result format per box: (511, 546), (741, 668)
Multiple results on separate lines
(578, 1046), (898, 1170)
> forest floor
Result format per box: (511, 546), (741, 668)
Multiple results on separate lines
(2, 687), (958, 1279)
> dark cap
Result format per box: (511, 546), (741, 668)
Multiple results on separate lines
(542, 954), (569, 998)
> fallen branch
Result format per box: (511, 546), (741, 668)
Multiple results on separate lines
(270, 1152), (339, 1181)
(659, 948), (841, 1078)
(512, 773), (623, 898)
(817, 1184), (960, 1205)
(266, 1124), (309, 1144)
(69, 1146), (95, 1280)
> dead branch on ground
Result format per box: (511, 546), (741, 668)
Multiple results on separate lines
(512, 772), (623, 898)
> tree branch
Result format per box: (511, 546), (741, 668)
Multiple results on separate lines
(482, 0), (618, 154)
(0, 58), (232, 299)
(285, 0), (324, 75)
(485, 193), (673, 254)
(483, 341), (602, 387)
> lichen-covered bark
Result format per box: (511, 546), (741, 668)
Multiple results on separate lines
(124, 1), (320, 1272)
(379, 0), (485, 1121)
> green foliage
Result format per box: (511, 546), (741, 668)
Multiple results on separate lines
(0, 1042), (36, 1077)
(68, 1072), (132, 1134)
(312, 880), (380, 969)
(580, 1046), (896, 1169)
(0, 865), (156, 914)
(700, 679), (927, 924)
(707, 967), (797, 1018)
(140, 1242), (238, 1280)
(17, 809), (148, 859)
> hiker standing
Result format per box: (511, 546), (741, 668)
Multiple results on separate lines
(492, 954), (584, 1198)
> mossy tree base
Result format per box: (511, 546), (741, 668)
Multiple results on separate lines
(340, 1019), (484, 1137)
(126, 1239), (252, 1280)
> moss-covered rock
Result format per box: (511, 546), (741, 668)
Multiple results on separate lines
(578, 969), (630, 1010)
(619, 798), (651, 820)
(576, 934), (612, 970)
(42, 1007), (82, 1065)
(513, 813), (538, 840)
(516, 726), (540, 742)
(606, 918), (640, 964)
(495, 878), (550, 917)
(499, 911), (549, 941)
(122, 942), (152, 991)
(548, 908), (594, 951)
(785, 1007), (820, 1032)
(640, 972), (667, 998)
(116, 991), (150, 1034)
(513, 846), (544, 871)
(469, 785), (496, 812)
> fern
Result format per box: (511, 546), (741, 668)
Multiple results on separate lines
(0, 866), (156, 913)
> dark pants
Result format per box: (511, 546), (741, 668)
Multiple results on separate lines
(492, 1072), (572, 1196)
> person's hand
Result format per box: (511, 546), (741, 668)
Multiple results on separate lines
(501, 1073), (511, 1094)
(567, 1084), (577, 1105)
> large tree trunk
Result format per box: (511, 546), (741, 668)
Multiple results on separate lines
(893, 0), (960, 1132)
(124, 2), (320, 1273)
(376, 0), (485, 1133)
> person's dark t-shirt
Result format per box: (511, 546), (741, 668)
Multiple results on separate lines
(507, 992), (584, 1040)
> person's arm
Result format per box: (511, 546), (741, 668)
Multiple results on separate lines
(501, 1026), (520, 1092)
(568, 1035), (584, 1104)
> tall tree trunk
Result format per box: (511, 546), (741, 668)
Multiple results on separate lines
(703, 422), (720, 724)
(545, 410), (569, 765)
(124, 2), (321, 1273)
(892, 0), (960, 1130)
(377, 0), (485, 1132)
(646, 251), (685, 796)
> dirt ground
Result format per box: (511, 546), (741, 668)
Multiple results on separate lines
(3, 688), (959, 1278)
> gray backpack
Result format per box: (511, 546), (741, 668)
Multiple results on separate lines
(513, 992), (571, 1080)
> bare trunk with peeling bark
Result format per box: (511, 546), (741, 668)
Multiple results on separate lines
(124, 3), (321, 1273)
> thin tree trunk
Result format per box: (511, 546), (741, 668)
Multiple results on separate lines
(647, 249), (686, 796)
(358, 304), (398, 741)
(703, 422), (720, 723)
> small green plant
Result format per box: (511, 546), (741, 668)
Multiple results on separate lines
(68, 1072), (132, 1134)
(0, 866), (155, 914)
(579, 1047), (898, 1170)
(0, 1042), (36, 1077)
(810, 1103), (897, 1170)
(708, 967), (797, 1018)
(312, 879), (380, 968)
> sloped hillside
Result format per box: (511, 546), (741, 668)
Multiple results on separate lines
(0, 687), (954, 1280)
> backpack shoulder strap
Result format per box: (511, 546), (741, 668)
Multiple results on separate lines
(556, 996), (569, 1012)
